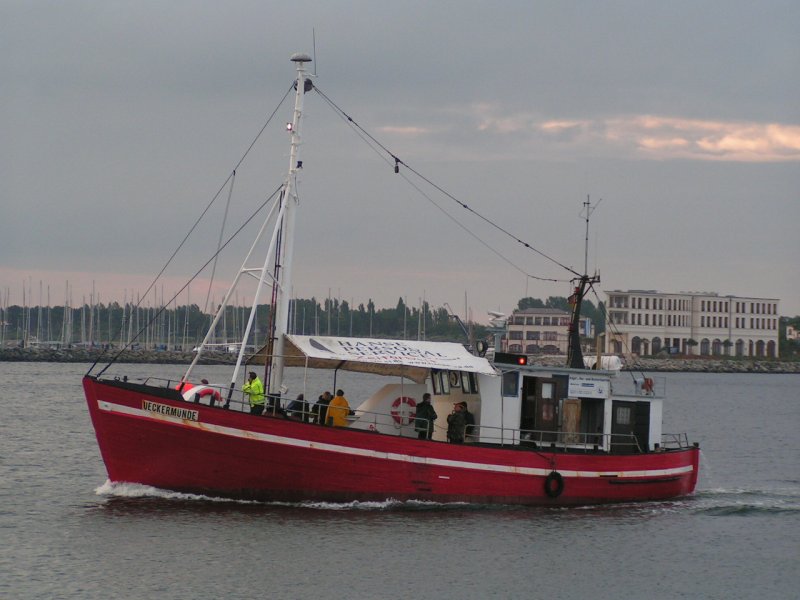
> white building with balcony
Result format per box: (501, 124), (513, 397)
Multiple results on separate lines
(504, 308), (594, 355)
(604, 290), (779, 358)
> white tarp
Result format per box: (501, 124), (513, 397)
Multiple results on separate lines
(250, 335), (498, 383)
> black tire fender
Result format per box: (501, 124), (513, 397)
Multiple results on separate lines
(544, 470), (565, 498)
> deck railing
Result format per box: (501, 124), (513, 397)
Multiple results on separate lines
(125, 376), (688, 454)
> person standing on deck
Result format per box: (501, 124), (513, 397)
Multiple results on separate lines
(463, 402), (475, 441)
(243, 371), (266, 415)
(447, 401), (467, 443)
(315, 391), (332, 425)
(414, 393), (438, 440)
(326, 389), (351, 427)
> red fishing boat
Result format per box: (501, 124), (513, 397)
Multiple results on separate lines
(83, 53), (699, 505)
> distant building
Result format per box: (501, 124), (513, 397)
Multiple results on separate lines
(504, 307), (594, 355)
(787, 325), (800, 341)
(604, 290), (779, 358)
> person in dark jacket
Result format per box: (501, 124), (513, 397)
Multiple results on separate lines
(446, 401), (467, 443)
(286, 393), (310, 422)
(414, 393), (438, 440)
(314, 391), (332, 425)
(463, 402), (475, 441)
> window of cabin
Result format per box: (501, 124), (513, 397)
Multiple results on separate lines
(432, 370), (451, 395)
(502, 371), (519, 396)
(461, 372), (479, 394)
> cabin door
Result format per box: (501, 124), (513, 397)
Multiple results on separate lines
(611, 400), (637, 453)
(561, 399), (581, 444)
(535, 380), (558, 442)
(634, 401), (650, 451)
(520, 376), (537, 433)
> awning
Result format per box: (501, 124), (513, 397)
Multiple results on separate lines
(248, 335), (498, 383)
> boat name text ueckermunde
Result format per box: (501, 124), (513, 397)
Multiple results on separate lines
(142, 400), (199, 421)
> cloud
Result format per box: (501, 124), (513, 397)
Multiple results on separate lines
(471, 106), (800, 162)
(619, 116), (800, 162)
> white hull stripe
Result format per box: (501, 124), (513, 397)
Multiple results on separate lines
(97, 399), (694, 480)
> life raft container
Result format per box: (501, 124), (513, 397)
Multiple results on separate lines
(390, 396), (417, 425)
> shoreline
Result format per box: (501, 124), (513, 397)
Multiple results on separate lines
(1, 347), (798, 374)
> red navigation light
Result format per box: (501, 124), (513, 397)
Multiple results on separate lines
(494, 352), (529, 366)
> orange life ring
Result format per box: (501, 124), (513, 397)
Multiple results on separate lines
(642, 378), (654, 393)
(390, 396), (417, 425)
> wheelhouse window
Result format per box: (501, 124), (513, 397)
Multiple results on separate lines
(431, 370), (451, 395)
(502, 371), (519, 396)
(616, 406), (631, 425)
(461, 372), (479, 394)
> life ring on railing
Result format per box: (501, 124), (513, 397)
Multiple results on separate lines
(544, 471), (565, 498)
(182, 385), (222, 406)
(390, 396), (417, 425)
(642, 378), (654, 393)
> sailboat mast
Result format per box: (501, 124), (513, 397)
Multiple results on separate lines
(267, 52), (312, 401)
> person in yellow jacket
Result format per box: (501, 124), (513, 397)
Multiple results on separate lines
(326, 389), (351, 427)
(243, 371), (266, 415)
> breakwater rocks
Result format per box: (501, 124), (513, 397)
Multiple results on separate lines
(622, 357), (800, 374)
(0, 347), (237, 365)
(1, 346), (798, 373)
(532, 354), (799, 374)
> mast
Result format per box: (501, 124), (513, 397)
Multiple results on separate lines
(567, 196), (600, 369)
(266, 52), (312, 402)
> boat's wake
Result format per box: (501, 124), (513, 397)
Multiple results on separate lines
(94, 480), (800, 516)
(690, 486), (800, 516)
(94, 480), (468, 511)
(95, 480), (259, 504)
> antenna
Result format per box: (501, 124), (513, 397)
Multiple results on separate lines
(312, 29), (317, 76)
(581, 195), (601, 275)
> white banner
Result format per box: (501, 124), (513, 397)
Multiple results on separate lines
(287, 335), (497, 375)
(568, 374), (610, 399)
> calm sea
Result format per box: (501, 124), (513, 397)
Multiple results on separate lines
(1, 362), (798, 600)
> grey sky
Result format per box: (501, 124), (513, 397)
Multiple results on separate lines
(2, 1), (799, 320)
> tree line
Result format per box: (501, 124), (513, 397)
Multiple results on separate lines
(1, 295), (610, 349)
(0, 297), (483, 348)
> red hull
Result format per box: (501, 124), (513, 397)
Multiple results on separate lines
(84, 376), (699, 505)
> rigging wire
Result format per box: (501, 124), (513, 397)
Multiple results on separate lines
(91, 82), (295, 372)
(314, 85), (581, 280)
(203, 170), (236, 318)
(318, 90), (564, 284)
(587, 282), (647, 384)
(123, 82), (295, 327)
(91, 184), (285, 377)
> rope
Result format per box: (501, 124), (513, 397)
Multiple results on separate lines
(91, 184), (284, 377)
(88, 83), (295, 375)
(314, 85), (581, 280)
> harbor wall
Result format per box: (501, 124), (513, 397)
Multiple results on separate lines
(1, 347), (798, 373)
